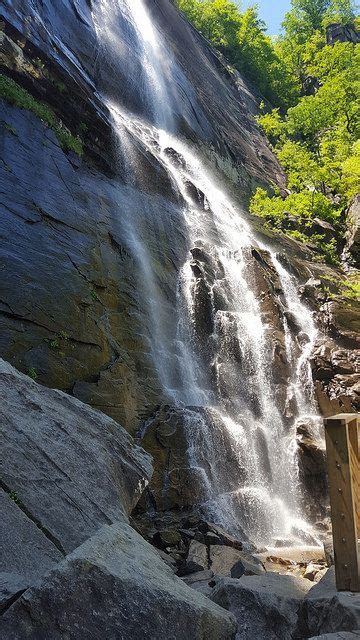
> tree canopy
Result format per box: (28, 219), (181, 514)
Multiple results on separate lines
(176, 0), (359, 265)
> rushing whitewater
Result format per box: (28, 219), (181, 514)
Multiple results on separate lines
(93, 0), (321, 546)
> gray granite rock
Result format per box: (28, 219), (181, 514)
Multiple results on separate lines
(0, 490), (63, 611)
(0, 358), (152, 611)
(304, 568), (360, 636)
(0, 522), (237, 639)
(211, 571), (311, 639)
(187, 540), (265, 577)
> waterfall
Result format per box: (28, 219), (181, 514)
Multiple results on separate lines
(92, 0), (321, 547)
(93, 0), (175, 129)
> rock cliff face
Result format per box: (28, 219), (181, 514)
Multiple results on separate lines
(1, 0), (358, 429)
(1, 0), (359, 542)
(0, 0), (286, 430)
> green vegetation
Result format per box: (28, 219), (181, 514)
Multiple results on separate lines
(48, 330), (70, 357)
(3, 122), (18, 136)
(340, 275), (360, 299)
(177, 0), (298, 108)
(90, 288), (100, 302)
(0, 73), (83, 156)
(9, 490), (19, 504)
(27, 367), (38, 380)
(177, 0), (359, 264)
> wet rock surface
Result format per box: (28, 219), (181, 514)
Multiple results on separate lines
(138, 405), (247, 513)
(0, 0), (288, 436)
(1, 0), (360, 635)
(296, 423), (328, 520)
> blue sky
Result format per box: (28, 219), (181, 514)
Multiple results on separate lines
(242, 0), (292, 35)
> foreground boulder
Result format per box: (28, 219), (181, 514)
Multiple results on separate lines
(210, 567), (360, 639)
(1, 522), (237, 639)
(0, 359), (152, 608)
(304, 568), (360, 635)
(211, 572), (311, 639)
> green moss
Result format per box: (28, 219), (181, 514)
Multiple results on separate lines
(27, 367), (38, 380)
(90, 289), (100, 302)
(49, 338), (60, 350)
(48, 331), (71, 356)
(9, 490), (19, 504)
(341, 277), (360, 300)
(3, 122), (18, 136)
(0, 73), (83, 156)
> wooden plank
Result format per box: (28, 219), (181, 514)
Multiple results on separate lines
(348, 418), (360, 538)
(326, 414), (359, 424)
(324, 414), (360, 591)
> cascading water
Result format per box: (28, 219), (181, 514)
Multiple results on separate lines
(93, 0), (322, 547)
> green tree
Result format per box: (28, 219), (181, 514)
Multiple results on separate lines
(291, 0), (331, 32)
(177, 1), (298, 108)
(176, 0), (359, 264)
(323, 0), (356, 25)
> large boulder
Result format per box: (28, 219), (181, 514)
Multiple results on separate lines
(0, 359), (152, 608)
(304, 568), (360, 636)
(187, 541), (265, 577)
(0, 522), (237, 639)
(211, 572), (312, 639)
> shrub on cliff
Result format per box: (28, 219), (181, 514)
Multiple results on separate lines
(0, 73), (83, 156)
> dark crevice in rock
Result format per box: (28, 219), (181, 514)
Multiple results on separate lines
(0, 309), (102, 349)
(0, 480), (67, 557)
(31, 204), (82, 233)
(0, 588), (27, 616)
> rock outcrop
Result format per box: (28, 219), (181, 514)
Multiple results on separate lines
(312, 298), (360, 416)
(211, 572), (312, 639)
(0, 0), (287, 434)
(1, 522), (236, 639)
(0, 358), (152, 610)
(326, 23), (360, 45)
(0, 360), (236, 638)
(343, 194), (360, 267)
(210, 568), (360, 639)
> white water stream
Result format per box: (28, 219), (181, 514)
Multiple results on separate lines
(93, 0), (322, 546)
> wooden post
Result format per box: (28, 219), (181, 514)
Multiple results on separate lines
(324, 413), (360, 591)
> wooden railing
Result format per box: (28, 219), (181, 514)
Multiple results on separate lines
(324, 413), (360, 591)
